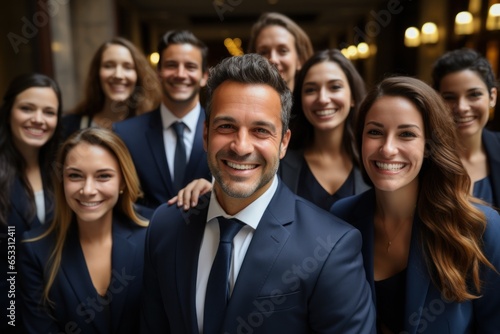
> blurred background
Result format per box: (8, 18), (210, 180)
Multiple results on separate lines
(1, 0), (499, 128)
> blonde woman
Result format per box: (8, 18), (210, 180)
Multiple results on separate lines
(20, 128), (147, 334)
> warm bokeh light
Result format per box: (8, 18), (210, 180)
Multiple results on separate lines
(347, 45), (358, 60)
(421, 22), (439, 44)
(149, 52), (160, 66)
(357, 42), (370, 59)
(487, 4), (500, 30)
(224, 38), (244, 56)
(404, 27), (420, 47)
(455, 11), (474, 35)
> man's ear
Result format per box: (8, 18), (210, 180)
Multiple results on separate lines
(279, 129), (291, 159)
(200, 71), (209, 88)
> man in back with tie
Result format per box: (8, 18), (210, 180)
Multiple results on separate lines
(113, 30), (211, 219)
(140, 53), (375, 333)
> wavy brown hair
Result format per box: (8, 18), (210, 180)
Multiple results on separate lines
(356, 76), (495, 302)
(26, 128), (147, 305)
(71, 37), (161, 118)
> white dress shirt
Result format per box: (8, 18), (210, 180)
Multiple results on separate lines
(160, 102), (201, 180)
(196, 176), (279, 333)
(34, 190), (45, 224)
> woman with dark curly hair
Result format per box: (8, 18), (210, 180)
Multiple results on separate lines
(432, 48), (499, 209)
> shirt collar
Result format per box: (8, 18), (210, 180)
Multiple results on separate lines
(207, 175), (279, 230)
(160, 102), (201, 133)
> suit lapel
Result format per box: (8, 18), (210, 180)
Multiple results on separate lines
(10, 177), (42, 231)
(224, 182), (293, 326)
(404, 217), (430, 334)
(60, 224), (107, 333)
(145, 110), (175, 195)
(176, 197), (209, 334)
(109, 219), (134, 334)
(353, 191), (377, 304)
(483, 130), (500, 208)
(279, 149), (304, 193)
(184, 109), (206, 184)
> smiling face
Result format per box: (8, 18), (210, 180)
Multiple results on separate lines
(99, 44), (138, 103)
(10, 87), (58, 154)
(301, 61), (353, 133)
(64, 143), (123, 226)
(362, 96), (425, 193)
(158, 43), (207, 114)
(438, 69), (497, 140)
(255, 25), (301, 90)
(204, 81), (290, 212)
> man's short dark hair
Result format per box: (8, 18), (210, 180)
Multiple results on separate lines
(157, 30), (209, 72)
(205, 54), (292, 136)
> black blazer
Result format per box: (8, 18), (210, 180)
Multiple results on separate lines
(332, 189), (500, 333)
(279, 149), (370, 202)
(113, 108), (211, 218)
(19, 215), (147, 334)
(483, 129), (500, 209)
(1, 177), (52, 333)
(141, 179), (375, 333)
(61, 114), (92, 140)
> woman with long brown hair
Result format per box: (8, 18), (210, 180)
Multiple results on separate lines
(331, 76), (500, 333)
(62, 37), (161, 138)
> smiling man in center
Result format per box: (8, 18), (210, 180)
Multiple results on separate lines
(141, 53), (375, 334)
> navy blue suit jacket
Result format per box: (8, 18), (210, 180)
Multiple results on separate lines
(1, 177), (52, 333)
(19, 215), (147, 334)
(61, 114), (92, 140)
(483, 129), (500, 209)
(331, 190), (500, 333)
(279, 149), (370, 197)
(141, 179), (375, 334)
(113, 108), (211, 218)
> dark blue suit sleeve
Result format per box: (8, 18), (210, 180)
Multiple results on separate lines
(19, 239), (60, 333)
(308, 227), (376, 333)
(472, 206), (500, 332)
(140, 212), (171, 333)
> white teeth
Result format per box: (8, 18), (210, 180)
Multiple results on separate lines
(456, 116), (474, 123)
(315, 109), (336, 116)
(172, 83), (188, 88)
(80, 201), (101, 207)
(226, 161), (256, 170)
(376, 162), (405, 171)
(26, 128), (44, 134)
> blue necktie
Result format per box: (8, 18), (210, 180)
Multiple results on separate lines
(204, 217), (244, 334)
(172, 122), (186, 192)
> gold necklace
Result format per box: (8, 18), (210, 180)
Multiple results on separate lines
(380, 219), (406, 253)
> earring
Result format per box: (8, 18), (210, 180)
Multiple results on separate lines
(119, 189), (124, 195)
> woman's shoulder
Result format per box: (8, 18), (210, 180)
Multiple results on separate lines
(482, 128), (500, 145)
(20, 223), (55, 261)
(474, 203), (500, 251)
